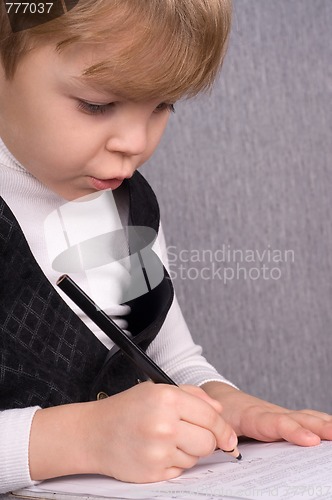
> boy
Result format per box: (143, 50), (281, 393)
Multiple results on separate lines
(0, 0), (331, 493)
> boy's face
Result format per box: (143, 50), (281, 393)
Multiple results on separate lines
(0, 43), (172, 200)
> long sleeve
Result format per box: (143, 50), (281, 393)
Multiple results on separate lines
(148, 223), (238, 388)
(0, 406), (40, 493)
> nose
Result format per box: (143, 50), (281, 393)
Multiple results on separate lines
(105, 118), (148, 157)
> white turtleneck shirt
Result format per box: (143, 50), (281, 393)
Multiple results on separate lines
(0, 137), (235, 493)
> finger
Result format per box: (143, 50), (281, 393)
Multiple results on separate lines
(272, 414), (322, 446)
(177, 391), (238, 453)
(287, 412), (332, 441)
(176, 420), (217, 457)
(145, 466), (185, 483)
(180, 385), (223, 413)
(172, 448), (199, 470)
(150, 448), (198, 482)
(297, 409), (332, 422)
(163, 467), (185, 481)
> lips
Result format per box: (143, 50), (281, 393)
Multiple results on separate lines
(89, 177), (125, 191)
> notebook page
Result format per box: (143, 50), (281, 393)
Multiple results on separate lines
(14, 441), (332, 500)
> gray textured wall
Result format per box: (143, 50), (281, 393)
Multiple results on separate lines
(141, 0), (332, 412)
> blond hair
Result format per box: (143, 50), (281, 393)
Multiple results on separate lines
(0, 0), (232, 102)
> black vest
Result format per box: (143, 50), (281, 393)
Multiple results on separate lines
(0, 171), (174, 410)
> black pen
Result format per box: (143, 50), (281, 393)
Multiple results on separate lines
(56, 274), (177, 386)
(56, 274), (241, 461)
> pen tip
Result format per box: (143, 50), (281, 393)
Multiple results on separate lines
(221, 448), (242, 461)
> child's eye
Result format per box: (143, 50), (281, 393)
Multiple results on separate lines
(77, 100), (114, 115)
(154, 103), (176, 114)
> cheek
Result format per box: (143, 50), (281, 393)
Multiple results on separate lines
(22, 93), (88, 146)
(26, 106), (99, 162)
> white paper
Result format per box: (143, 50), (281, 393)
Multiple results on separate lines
(14, 441), (332, 499)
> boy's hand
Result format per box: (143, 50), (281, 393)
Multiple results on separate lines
(30, 382), (238, 483)
(202, 382), (332, 447)
(80, 382), (237, 482)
